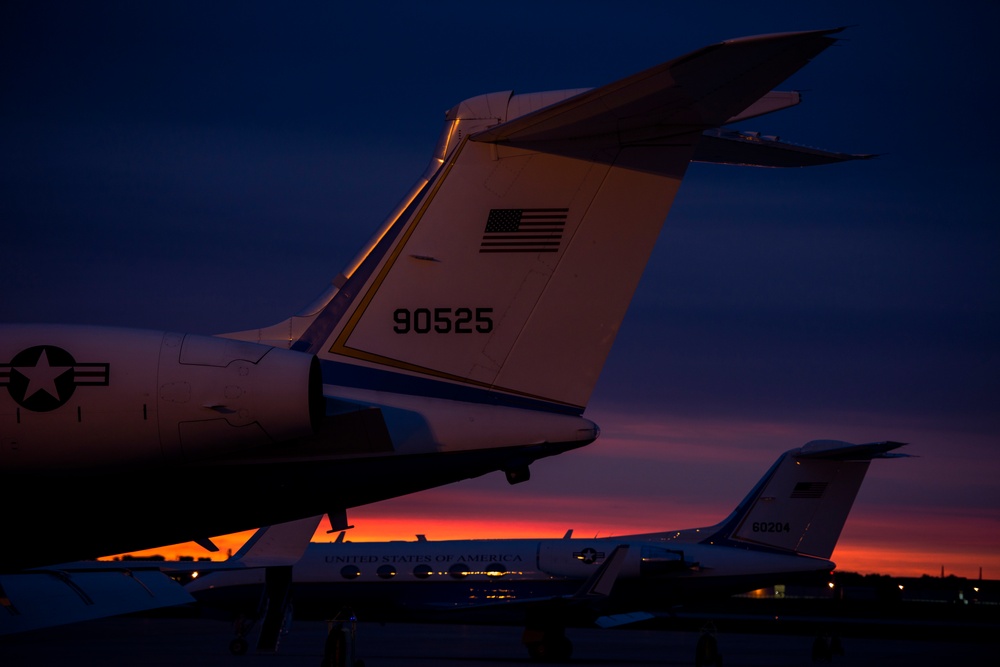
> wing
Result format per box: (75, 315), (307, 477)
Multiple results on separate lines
(0, 516), (321, 636)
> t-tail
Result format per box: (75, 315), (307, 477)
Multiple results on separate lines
(220, 29), (863, 460)
(695, 440), (910, 559)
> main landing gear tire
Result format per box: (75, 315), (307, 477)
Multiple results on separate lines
(229, 637), (249, 656)
(695, 631), (722, 667)
(526, 635), (573, 662)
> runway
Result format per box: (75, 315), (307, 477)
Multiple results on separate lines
(2, 612), (996, 667)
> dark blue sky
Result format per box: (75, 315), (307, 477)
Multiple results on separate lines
(3, 2), (998, 576)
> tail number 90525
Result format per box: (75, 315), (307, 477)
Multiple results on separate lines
(393, 307), (494, 334)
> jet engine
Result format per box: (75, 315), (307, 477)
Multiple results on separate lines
(0, 324), (323, 471)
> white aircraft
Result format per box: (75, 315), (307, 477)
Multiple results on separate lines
(188, 440), (908, 661)
(1, 26), (869, 596)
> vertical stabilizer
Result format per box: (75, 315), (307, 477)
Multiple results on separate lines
(239, 29), (849, 413)
(709, 440), (908, 559)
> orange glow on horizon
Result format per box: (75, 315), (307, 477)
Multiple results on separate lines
(102, 418), (1000, 582)
(106, 515), (996, 581)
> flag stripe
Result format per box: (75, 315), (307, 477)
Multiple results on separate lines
(791, 481), (828, 499)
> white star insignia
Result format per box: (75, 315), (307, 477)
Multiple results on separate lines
(21, 348), (70, 401)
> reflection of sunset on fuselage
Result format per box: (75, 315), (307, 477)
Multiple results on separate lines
(105, 514), (995, 581)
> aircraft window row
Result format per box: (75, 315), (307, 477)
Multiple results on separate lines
(339, 562), (509, 580)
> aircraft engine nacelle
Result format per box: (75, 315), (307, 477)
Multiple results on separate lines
(536, 541), (644, 579)
(536, 542), (694, 580)
(0, 324), (323, 471)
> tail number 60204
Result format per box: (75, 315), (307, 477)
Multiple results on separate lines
(393, 307), (494, 334)
(752, 522), (791, 533)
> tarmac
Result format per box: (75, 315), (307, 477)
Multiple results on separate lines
(2, 611), (997, 667)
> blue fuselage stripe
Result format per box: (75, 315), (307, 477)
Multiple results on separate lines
(319, 359), (583, 416)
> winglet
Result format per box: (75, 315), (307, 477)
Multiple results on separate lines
(226, 515), (323, 569)
(193, 537), (220, 553)
(572, 544), (629, 599)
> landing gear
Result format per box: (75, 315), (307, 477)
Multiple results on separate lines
(695, 623), (723, 667)
(320, 608), (365, 667)
(228, 636), (248, 656)
(811, 633), (843, 662)
(226, 566), (293, 656)
(228, 613), (255, 655)
(522, 627), (573, 662)
(522, 598), (574, 661)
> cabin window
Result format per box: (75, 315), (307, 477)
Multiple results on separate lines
(377, 564), (397, 579)
(486, 563), (507, 578)
(340, 565), (361, 580)
(448, 563), (470, 579)
(413, 564), (433, 579)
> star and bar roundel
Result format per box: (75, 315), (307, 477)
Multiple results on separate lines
(1, 345), (109, 412)
(574, 547), (605, 564)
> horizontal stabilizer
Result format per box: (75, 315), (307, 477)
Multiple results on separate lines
(796, 439), (911, 460)
(470, 28), (845, 149)
(694, 129), (878, 167)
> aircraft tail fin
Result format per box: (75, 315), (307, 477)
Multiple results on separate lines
(225, 28), (849, 414)
(705, 440), (909, 559)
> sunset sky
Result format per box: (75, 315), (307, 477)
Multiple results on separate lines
(3, 2), (998, 580)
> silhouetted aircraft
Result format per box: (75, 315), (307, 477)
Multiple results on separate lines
(1, 27), (870, 633)
(189, 440), (907, 660)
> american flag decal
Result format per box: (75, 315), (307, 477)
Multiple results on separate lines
(479, 208), (568, 253)
(791, 481), (828, 499)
